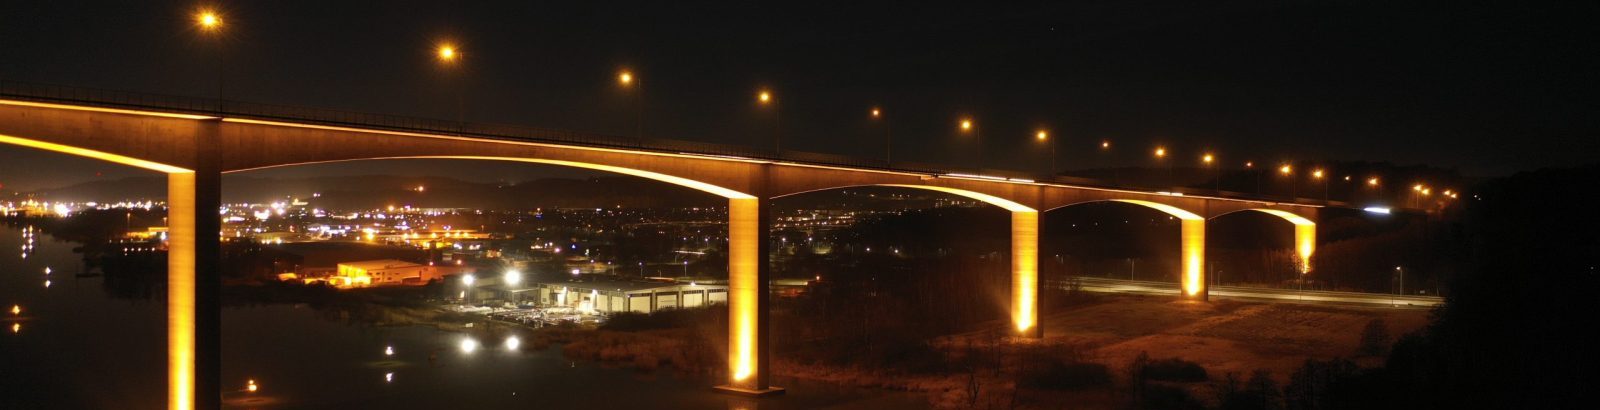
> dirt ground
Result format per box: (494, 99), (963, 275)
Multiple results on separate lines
(1037, 294), (1432, 383)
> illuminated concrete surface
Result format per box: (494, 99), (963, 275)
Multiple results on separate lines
(1228, 209), (1318, 272)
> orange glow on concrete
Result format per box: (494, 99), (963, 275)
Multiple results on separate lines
(1242, 209), (1317, 272)
(1109, 199), (1206, 299)
(0, 99), (218, 120)
(0, 132), (196, 410)
(167, 172), (197, 410)
(726, 197), (759, 384)
(883, 185), (1038, 331)
(0, 133), (194, 173)
(1011, 211), (1039, 333)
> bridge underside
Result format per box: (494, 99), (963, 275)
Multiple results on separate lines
(0, 99), (1324, 408)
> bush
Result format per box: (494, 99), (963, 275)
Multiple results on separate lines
(1144, 358), (1208, 382)
(1142, 384), (1205, 409)
(1017, 360), (1113, 391)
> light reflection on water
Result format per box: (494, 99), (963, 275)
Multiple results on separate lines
(1, 225), (927, 409)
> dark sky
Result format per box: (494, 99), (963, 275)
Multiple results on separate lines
(1, 0), (1596, 191)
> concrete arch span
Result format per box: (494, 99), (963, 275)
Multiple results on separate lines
(231, 155), (773, 393)
(1210, 208), (1316, 273)
(1045, 199), (1207, 300)
(0, 132), (201, 410)
(772, 184), (1040, 335)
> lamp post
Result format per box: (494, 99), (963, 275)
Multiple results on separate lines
(757, 90), (780, 155)
(1153, 146), (1169, 186)
(1393, 266), (1403, 307)
(1280, 164), (1295, 199)
(1202, 153), (1216, 191)
(1312, 168), (1328, 202)
(960, 118), (980, 170)
(1101, 140), (1115, 183)
(194, 8), (224, 112)
(1036, 130), (1055, 176)
(618, 70), (643, 139)
(435, 42), (464, 135)
(871, 107), (891, 164)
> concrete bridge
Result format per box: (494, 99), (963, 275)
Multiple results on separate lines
(0, 84), (1321, 407)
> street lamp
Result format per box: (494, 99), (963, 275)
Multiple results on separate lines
(757, 89), (780, 154)
(1202, 153), (1217, 191)
(618, 69), (643, 138)
(192, 8), (226, 110)
(461, 273), (476, 305)
(959, 118), (981, 170)
(504, 270), (522, 286)
(871, 107), (891, 164)
(1312, 168), (1328, 201)
(1036, 130), (1055, 176)
(435, 41), (465, 134)
(1280, 164), (1297, 198)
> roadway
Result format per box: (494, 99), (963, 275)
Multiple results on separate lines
(1055, 277), (1443, 309)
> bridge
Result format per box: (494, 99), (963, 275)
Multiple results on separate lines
(0, 82), (1327, 406)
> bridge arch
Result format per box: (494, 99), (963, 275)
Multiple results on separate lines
(231, 155), (771, 389)
(1210, 209), (1316, 273)
(772, 184), (1039, 334)
(0, 133), (200, 410)
(1044, 199), (1207, 299)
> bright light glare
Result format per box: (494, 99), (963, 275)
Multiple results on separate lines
(461, 274), (475, 286)
(459, 338), (479, 353)
(437, 45), (457, 62)
(384, 346), (394, 356)
(1363, 207), (1392, 214)
(504, 270), (522, 285)
(504, 335), (521, 351)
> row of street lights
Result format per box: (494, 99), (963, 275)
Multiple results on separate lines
(192, 8), (1457, 203)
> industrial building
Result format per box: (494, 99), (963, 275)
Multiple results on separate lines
(485, 275), (727, 313)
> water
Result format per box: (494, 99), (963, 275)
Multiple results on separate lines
(1, 225), (928, 409)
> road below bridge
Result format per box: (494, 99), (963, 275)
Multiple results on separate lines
(1054, 277), (1442, 308)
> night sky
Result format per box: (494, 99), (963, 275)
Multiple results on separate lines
(1, 0), (1595, 191)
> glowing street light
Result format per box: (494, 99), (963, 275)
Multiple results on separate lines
(246, 379), (258, 393)
(1368, 177), (1380, 186)
(1100, 140), (1110, 149)
(1202, 153), (1214, 164)
(1036, 130), (1055, 175)
(460, 273), (475, 286)
(504, 335), (521, 351)
(617, 70), (633, 86)
(9, 305), (18, 316)
(195, 10), (222, 31)
(871, 107), (891, 163)
(757, 90), (772, 104)
(504, 270), (522, 286)
(958, 117), (983, 169)
(1153, 147), (1166, 158)
(385, 346), (395, 356)
(1280, 164), (1293, 175)
(436, 44), (458, 63)
(459, 337), (479, 353)
(1312, 169), (1325, 179)
(870, 107), (881, 118)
